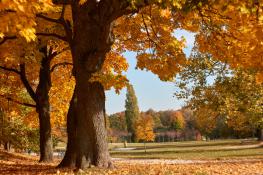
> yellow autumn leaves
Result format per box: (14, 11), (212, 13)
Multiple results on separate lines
(135, 114), (155, 142)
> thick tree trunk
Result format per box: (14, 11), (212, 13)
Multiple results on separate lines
(60, 0), (134, 169)
(75, 74), (111, 169)
(36, 52), (53, 162)
(66, 2), (117, 169)
(58, 89), (77, 168)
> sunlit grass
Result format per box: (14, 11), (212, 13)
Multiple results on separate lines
(109, 139), (263, 160)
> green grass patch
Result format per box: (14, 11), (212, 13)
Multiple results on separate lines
(109, 139), (263, 160)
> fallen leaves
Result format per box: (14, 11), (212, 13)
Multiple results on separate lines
(0, 149), (263, 175)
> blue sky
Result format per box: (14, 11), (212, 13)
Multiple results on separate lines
(105, 30), (196, 114)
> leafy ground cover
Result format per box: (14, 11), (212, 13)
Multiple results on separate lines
(0, 149), (263, 175)
(1, 140), (263, 174)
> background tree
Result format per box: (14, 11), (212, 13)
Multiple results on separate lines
(169, 111), (185, 131)
(108, 112), (128, 142)
(176, 50), (263, 140)
(0, 39), (72, 162)
(109, 112), (127, 132)
(0, 5), (75, 161)
(135, 114), (155, 153)
(0, 109), (39, 152)
(145, 109), (163, 130)
(125, 84), (140, 142)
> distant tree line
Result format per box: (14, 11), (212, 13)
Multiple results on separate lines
(107, 107), (199, 143)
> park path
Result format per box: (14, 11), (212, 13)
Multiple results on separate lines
(112, 157), (263, 165)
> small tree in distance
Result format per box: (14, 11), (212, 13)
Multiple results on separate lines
(170, 111), (185, 131)
(135, 114), (155, 153)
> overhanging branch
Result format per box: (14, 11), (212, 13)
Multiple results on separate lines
(0, 65), (20, 75)
(0, 94), (36, 108)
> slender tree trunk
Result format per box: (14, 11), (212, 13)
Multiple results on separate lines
(58, 89), (77, 168)
(0, 108), (3, 148)
(131, 133), (137, 143)
(4, 142), (10, 152)
(260, 129), (263, 141)
(144, 141), (146, 153)
(38, 106), (53, 162)
(255, 128), (263, 141)
(36, 52), (53, 162)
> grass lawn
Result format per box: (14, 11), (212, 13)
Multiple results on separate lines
(109, 139), (263, 160)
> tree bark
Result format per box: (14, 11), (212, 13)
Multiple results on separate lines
(36, 51), (53, 162)
(60, 0), (140, 169)
(37, 105), (53, 162)
(64, 1), (119, 169)
(75, 75), (111, 169)
(58, 89), (77, 168)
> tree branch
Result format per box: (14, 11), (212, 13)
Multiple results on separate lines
(0, 95), (36, 108)
(50, 46), (70, 59)
(0, 65), (20, 75)
(0, 36), (17, 45)
(52, 0), (71, 5)
(51, 62), (73, 72)
(19, 64), (38, 103)
(36, 32), (67, 42)
(36, 14), (62, 24)
(0, 64), (38, 105)
(36, 12), (72, 43)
